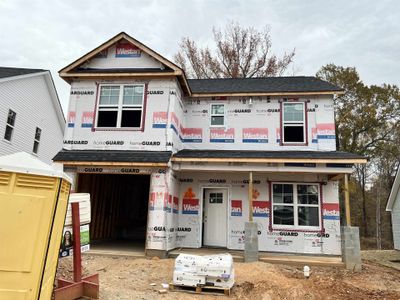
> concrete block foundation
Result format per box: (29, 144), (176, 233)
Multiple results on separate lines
(244, 221), (259, 262)
(341, 226), (362, 271)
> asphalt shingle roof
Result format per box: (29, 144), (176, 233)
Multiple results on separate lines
(173, 150), (364, 160)
(53, 150), (172, 163)
(187, 76), (343, 94)
(0, 67), (46, 79)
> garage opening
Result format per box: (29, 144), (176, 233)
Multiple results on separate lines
(77, 173), (150, 253)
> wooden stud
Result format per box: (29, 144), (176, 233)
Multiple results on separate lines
(344, 174), (351, 226)
(249, 172), (253, 222)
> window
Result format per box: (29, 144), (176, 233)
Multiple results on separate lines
(282, 102), (306, 143)
(210, 104), (225, 126)
(32, 127), (41, 154)
(96, 84), (144, 128)
(272, 183), (320, 228)
(4, 109), (16, 141)
(209, 192), (223, 204)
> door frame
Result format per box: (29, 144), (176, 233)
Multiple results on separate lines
(200, 186), (230, 247)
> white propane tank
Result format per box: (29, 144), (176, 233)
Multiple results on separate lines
(303, 265), (310, 278)
(64, 193), (91, 226)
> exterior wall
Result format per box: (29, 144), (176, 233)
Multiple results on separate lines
(146, 169), (180, 251)
(63, 81), (336, 153)
(392, 192), (400, 250)
(181, 96), (336, 151)
(176, 172), (341, 255)
(0, 75), (64, 164)
(81, 43), (163, 70)
(63, 79), (181, 152)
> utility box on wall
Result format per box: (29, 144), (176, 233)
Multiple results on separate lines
(0, 152), (71, 300)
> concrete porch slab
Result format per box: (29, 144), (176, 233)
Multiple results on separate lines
(168, 248), (344, 267)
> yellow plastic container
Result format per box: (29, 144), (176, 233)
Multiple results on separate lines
(0, 152), (71, 300)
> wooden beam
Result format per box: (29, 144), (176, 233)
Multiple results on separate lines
(328, 174), (345, 181)
(171, 157), (367, 164)
(60, 161), (167, 167)
(190, 91), (344, 97)
(60, 72), (179, 78)
(344, 174), (351, 226)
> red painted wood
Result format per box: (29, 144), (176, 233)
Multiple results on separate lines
(71, 202), (82, 282)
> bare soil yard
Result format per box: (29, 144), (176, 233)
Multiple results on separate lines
(56, 250), (400, 300)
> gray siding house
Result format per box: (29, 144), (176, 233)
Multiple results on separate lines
(387, 167), (400, 250)
(0, 67), (65, 165)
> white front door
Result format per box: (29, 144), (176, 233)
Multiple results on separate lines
(203, 188), (228, 247)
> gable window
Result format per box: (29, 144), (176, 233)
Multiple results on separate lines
(272, 183), (320, 229)
(32, 127), (41, 154)
(96, 84), (144, 129)
(210, 104), (225, 126)
(282, 102), (306, 143)
(4, 109), (16, 141)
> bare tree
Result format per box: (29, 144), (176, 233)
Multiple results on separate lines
(174, 22), (295, 79)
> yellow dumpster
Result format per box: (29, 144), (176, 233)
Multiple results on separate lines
(0, 152), (71, 300)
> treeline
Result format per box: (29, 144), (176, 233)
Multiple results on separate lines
(317, 64), (400, 249)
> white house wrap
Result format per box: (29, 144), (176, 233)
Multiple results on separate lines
(54, 32), (366, 258)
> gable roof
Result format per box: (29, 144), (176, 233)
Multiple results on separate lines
(0, 67), (65, 129)
(188, 77), (343, 96)
(0, 67), (46, 80)
(387, 166), (400, 211)
(59, 32), (191, 94)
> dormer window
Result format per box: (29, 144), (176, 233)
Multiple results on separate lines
(96, 84), (145, 129)
(282, 102), (306, 144)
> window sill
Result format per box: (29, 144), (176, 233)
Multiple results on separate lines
(2, 138), (12, 145)
(94, 127), (143, 132)
(270, 226), (322, 233)
(280, 142), (308, 146)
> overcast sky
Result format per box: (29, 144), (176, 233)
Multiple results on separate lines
(1, 0), (399, 114)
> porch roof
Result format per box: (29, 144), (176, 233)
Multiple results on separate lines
(172, 150), (366, 164)
(53, 149), (172, 166)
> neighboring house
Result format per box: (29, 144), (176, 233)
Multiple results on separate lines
(0, 67), (65, 165)
(53, 32), (366, 257)
(386, 167), (400, 250)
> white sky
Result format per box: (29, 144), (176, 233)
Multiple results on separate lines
(1, 0), (399, 114)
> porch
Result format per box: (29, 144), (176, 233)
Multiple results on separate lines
(168, 247), (344, 267)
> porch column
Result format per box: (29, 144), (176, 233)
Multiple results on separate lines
(248, 171), (253, 221)
(244, 171), (258, 262)
(344, 174), (351, 226)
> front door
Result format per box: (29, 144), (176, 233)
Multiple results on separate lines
(203, 188), (227, 247)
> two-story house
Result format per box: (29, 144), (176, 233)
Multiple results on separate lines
(54, 32), (366, 258)
(0, 67), (65, 165)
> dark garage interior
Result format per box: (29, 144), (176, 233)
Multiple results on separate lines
(77, 173), (150, 249)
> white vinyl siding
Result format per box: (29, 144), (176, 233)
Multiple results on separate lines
(392, 193), (400, 250)
(0, 74), (64, 164)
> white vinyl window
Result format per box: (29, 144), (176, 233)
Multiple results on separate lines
(96, 84), (145, 128)
(272, 183), (320, 229)
(4, 109), (16, 141)
(32, 127), (41, 154)
(210, 104), (225, 126)
(282, 102), (306, 143)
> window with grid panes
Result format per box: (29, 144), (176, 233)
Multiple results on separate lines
(272, 183), (320, 228)
(96, 84), (144, 128)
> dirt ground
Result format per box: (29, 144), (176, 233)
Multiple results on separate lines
(56, 250), (400, 300)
